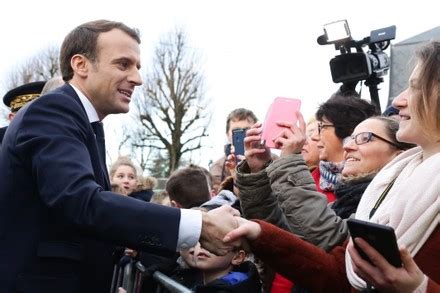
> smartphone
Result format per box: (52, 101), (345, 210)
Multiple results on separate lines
(261, 97), (302, 149)
(224, 143), (232, 157)
(347, 218), (402, 268)
(232, 128), (246, 157)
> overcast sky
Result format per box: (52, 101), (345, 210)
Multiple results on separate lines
(1, 0), (438, 170)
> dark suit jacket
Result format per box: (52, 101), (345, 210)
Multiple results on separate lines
(0, 84), (181, 293)
(0, 125), (6, 146)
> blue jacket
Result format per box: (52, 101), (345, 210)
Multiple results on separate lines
(0, 84), (181, 292)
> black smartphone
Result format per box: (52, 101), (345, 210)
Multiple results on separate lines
(232, 128), (246, 157)
(347, 218), (402, 268)
(224, 143), (232, 157)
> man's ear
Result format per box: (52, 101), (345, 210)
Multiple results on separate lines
(170, 200), (182, 208)
(231, 249), (246, 266)
(70, 54), (89, 78)
(7, 112), (15, 122)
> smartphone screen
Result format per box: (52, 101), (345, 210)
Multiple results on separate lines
(261, 97), (301, 148)
(347, 218), (402, 268)
(232, 128), (246, 157)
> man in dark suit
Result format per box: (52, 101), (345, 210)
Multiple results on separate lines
(0, 81), (46, 146)
(0, 20), (240, 293)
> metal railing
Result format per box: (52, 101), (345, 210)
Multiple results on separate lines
(110, 257), (193, 293)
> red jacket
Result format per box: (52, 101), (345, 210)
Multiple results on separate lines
(252, 220), (440, 292)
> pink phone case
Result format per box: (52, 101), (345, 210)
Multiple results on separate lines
(261, 97), (301, 148)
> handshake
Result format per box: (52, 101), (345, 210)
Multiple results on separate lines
(199, 205), (261, 255)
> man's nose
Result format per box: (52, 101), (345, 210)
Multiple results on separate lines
(129, 68), (142, 86)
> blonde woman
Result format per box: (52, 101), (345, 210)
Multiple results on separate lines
(225, 42), (440, 292)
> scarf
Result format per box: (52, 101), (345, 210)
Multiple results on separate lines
(319, 160), (344, 191)
(346, 147), (440, 290)
(331, 173), (376, 219)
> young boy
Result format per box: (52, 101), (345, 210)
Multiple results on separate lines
(166, 165), (212, 208)
(176, 241), (261, 292)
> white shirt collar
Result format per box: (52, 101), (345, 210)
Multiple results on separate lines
(70, 84), (100, 123)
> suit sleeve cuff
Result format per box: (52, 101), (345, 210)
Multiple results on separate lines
(177, 209), (202, 251)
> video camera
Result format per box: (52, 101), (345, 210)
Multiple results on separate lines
(317, 20), (396, 113)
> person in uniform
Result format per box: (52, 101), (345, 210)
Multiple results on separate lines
(0, 20), (239, 293)
(0, 81), (46, 144)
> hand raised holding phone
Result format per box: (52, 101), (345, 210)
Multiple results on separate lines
(261, 97), (306, 156)
(273, 112), (307, 157)
(243, 122), (271, 173)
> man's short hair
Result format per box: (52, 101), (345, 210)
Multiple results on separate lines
(165, 166), (211, 209)
(60, 19), (141, 82)
(188, 163), (213, 190)
(225, 108), (257, 133)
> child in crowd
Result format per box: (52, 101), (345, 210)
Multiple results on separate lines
(166, 165), (212, 208)
(110, 156), (138, 196)
(178, 241), (261, 292)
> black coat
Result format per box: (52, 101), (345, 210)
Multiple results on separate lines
(130, 189), (154, 202)
(0, 84), (181, 293)
(0, 125), (6, 145)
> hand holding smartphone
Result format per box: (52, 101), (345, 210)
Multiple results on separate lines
(224, 143), (232, 157)
(347, 218), (402, 268)
(232, 128), (246, 157)
(261, 97), (302, 149)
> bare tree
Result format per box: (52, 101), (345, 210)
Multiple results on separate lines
(2, 45), (60, 91)
(131, 28), (210, 176)
(120, 124), (154, 172)
(1, 45), (61, 122)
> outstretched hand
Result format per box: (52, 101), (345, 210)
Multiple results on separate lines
(223, 217), (262, 243)
(200, 205), (241, 256)
(348, 238), (425, 293)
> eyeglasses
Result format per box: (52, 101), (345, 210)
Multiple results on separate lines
(343, 132), (401, 148)
(318, 121), (335, 134)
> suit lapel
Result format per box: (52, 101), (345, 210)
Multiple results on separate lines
(59, 84), (111, 191)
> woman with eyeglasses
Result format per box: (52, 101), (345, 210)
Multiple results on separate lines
(301, 118), (337, 203)
(235, 93), (378, 251)
(331, 116), (414, 219)
(226, 41), (440, 292)
(314, 94), (377, 198)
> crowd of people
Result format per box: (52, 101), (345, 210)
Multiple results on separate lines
(0, 19), (438, 293)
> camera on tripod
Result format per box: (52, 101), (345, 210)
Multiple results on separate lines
(317, 20), (396, 113)
(318, 20), (396, 83)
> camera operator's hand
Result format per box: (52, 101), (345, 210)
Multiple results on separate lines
(244, 122), (271, 173)
(273, 112), (306, 157)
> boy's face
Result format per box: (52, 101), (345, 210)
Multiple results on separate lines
(180, 242), (236, 271)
